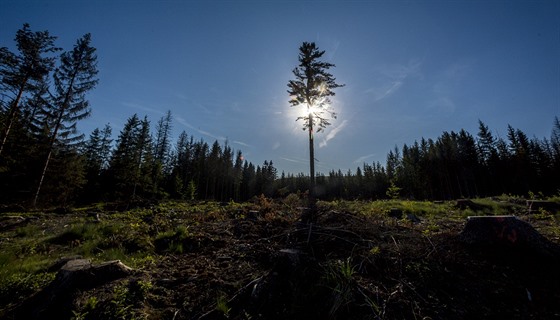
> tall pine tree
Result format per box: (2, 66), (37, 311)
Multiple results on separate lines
(0, 24), (59, 157)
(33, 33), (98, 207)
(287, 42), (344, 206)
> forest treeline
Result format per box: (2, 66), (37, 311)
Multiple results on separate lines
(314, 119), (560, 200)
(1, 25), (559, 207)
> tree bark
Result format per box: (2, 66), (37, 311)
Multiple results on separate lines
(32, 68), (78, 207)
(0, 78), (28, 157)
(308, 113), (316, 208)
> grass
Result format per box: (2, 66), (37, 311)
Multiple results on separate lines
(1, 197), (559, 319)
(215, 293), (231, 318)
(322, 257), (358, 318)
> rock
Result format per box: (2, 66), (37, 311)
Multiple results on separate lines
(9, 259), (133, 320)
(406, 213), (421, 224)
(47, 255), (84, 272)
(459, 215), (560, 260)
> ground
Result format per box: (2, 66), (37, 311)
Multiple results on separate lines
(0, 196), (559, 319)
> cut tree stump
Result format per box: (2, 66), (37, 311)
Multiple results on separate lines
(459, 215), (560, 260)
(9, 259), (133, 320)
(388, 208), (403, 219)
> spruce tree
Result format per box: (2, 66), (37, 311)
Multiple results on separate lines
(0, 24), (59, 157)
(154, 110), (173, 171)
(287, 42), (344, 207)
(33, 33), (98, 207)
(108, 114), (141, 199)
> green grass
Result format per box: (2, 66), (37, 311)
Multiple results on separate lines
(1, 198), (555, 317)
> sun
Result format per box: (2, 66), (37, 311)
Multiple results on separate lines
(305, 102), (321, 117)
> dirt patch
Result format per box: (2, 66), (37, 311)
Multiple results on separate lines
(3, 202), (560, 319)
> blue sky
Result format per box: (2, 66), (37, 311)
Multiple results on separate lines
(1, 0), (559, 174)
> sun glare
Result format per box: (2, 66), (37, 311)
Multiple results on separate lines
(306, 103), (321, 116)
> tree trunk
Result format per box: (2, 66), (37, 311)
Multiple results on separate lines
(33, 106), (66, 207)
(0, 79), (27, 157)
(308, 113), (316, 208)
(32, 67), (79, 207)
(33, 149), (53, 207)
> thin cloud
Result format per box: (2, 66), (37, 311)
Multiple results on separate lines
(365, 59), (423, 101)
(121, 102), (165, 116)
(175, 93), (188, 100)
(233, 140), (252, 148)
(372, 81), (403, 101)
(280, 157), (306, 164)
(353, 153), (376, 164)
(319, 120), (348, 148)
(175, 116), (226, 141)
(198, 129), (226, 142)
(428, 97), (456, 114)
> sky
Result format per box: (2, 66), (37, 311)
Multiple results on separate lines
(1, 0), (559, 175)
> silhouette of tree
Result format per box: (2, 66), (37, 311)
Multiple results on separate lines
(33, 33), (98, 207)
(0, 24), (60, 157)
(287, 42), (344, 206)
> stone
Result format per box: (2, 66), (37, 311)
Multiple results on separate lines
(459, 215), (560, 259)
(9, 259), (133, 319)
(406, 213), (421, 223)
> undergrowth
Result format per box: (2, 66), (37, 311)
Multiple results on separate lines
(1, 197), (558, 319)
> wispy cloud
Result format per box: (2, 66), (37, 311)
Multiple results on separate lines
(175, 93), (188, 100)
(233, 140), (252, 148)
(427, 97), (456, 114)
(428, 61), (471, 115)
(280, 157), (306, 164)
(121, 102), (165, 116)
(371, 81), (403, 101)
(365, 59), (422, 101)
(175, 116), (226, 141)
(353, 153), (376, 164)
(319, 120), (348, 148)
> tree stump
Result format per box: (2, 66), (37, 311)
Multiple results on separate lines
(9, 259), (133, 320)
(388, 208), (403, 219)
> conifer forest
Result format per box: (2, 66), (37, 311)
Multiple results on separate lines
(1, 25), (559, 208)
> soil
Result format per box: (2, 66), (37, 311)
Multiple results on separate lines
(2, 201), (560, 319)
